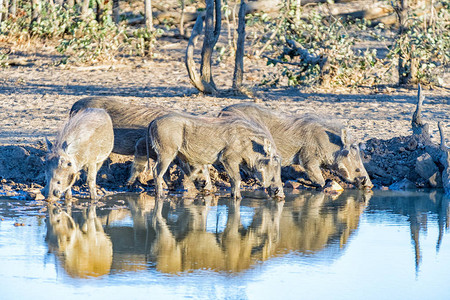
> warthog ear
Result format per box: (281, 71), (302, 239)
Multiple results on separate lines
(338, 163), (350, 179)
(251, 140), (265, 155)
(62, 140), (79, 156)
(341, 149), (350, 157)
(263, 138), (272, 155)
(45, 138), (53, 152)
(61, 141), (69, 152)
(341, 128), (350, 146)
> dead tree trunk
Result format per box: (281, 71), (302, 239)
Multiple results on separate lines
(179, 0), (185, 36)
(232, 0), (246, 93)
(112, 0), (120, 24)
(81, 0), (90, 19)
(200, 0), (221, 92)
(31, 0), (41, 25)
(145, 0), (153, 31)
(0, 0), (4, 24)
(96, 0), (107, 23)
(438, 122), (450, 195)
(8, 0), (17, 19)
(185, 13), (207, 92)
(185, 0), (221, 94)
(397, 0), (414, 85)
(411, 84), (430, 140)
(411, 85), (449, 191)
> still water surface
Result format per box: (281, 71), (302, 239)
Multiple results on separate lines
(0, 190), (449, 299)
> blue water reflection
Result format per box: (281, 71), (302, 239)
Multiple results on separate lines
(0, 190), (449, 299)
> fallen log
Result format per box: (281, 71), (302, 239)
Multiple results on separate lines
(265, 39), (330, 85)
(335, 2), (444, 26)
(335, 4), (393, 21)
(245, 0), (361, 14)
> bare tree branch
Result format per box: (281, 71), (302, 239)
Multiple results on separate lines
(112, 0), (120, 24)
(185, 13), (207, 92)
(200, 0), (221, 93)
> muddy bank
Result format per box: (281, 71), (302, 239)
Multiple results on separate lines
(0, 132), (446, 200)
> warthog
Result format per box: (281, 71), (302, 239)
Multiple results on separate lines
(70, 97), (167, 185)
(148, 112), (285, 199)
(220, 103), (373, 189)
(44, 108), (114, 200)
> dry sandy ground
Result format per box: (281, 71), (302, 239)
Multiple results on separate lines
(1, 38), (448, 146)
(0, 36), (449, 198)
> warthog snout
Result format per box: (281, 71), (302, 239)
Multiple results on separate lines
(53, 189), (62, 198)
(355, 176), (373, 189)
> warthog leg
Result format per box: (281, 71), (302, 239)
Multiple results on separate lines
(181, 164), (213, 193)
(304, 162), (326, 187)
(127, 154), (148, 186)
(222, 160), (242, 200)
(65, 188), (72, 201)
(154, 153), (178, 198)
(86, 162), (99, 199)
(202, 165), (214, 191)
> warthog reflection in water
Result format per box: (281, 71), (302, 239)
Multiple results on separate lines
(102, 191), (370, 274)
(45, 203), (113, 278)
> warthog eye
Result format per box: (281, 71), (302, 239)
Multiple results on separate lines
(355, 168), (361, 173)
(67, 162), (72, 167)
(57, 181), (61, 185)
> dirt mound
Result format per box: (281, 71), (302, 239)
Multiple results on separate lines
(0, 144), (47, 185)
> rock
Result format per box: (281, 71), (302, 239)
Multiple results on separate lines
(138, 171), (154, 185)
(407, 139), (418, 151)
(365, 164), (389, 178)
(26, 188), (45, 200)
(9, 146), (29, 160)
(428, 172), (443, 188)
(415, 153), (442, 187)
(389, 178), (416, 190)
(323, 180), (344, 194)
(284, 180), (300, 189)
(394, 164), (410, 176)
